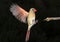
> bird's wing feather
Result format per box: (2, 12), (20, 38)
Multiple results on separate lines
(10, 4), (28, 23)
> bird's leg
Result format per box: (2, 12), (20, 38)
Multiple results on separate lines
(35, 20), (38, 24)
(33, 20), (38, 25)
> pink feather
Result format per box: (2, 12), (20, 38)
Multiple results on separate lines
(10, 4), (28, 23)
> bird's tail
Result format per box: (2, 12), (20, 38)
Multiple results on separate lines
(25, 30), (30, 42)
(25, 25), (32, 42)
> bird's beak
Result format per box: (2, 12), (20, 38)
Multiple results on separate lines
(34, 8), (37, 12)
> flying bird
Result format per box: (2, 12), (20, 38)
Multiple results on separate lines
(10, 4), (38, 42)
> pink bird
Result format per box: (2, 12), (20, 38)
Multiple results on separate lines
(10, 4), (38, 42)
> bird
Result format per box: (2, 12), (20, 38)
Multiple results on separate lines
(10, 4), (38, 42)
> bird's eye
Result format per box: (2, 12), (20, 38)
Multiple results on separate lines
(31, 8), (34, 10)
(32, 8), (37, 12)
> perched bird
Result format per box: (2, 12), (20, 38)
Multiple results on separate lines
(10, 4), (38, 42)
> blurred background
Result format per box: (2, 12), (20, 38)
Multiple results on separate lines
(0, 0), (60, 42)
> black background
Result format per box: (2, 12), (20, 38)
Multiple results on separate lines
(0, 0), (60, 42)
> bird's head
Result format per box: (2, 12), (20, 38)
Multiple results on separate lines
(30, 8), (37, 12)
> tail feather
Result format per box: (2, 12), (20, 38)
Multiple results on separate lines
(25, 25), (32, 42)
(25, 30), (30, 42)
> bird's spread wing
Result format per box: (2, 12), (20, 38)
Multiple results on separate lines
(10, 4), (28, 23)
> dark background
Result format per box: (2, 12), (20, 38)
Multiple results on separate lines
(0, 0), (60, 42)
